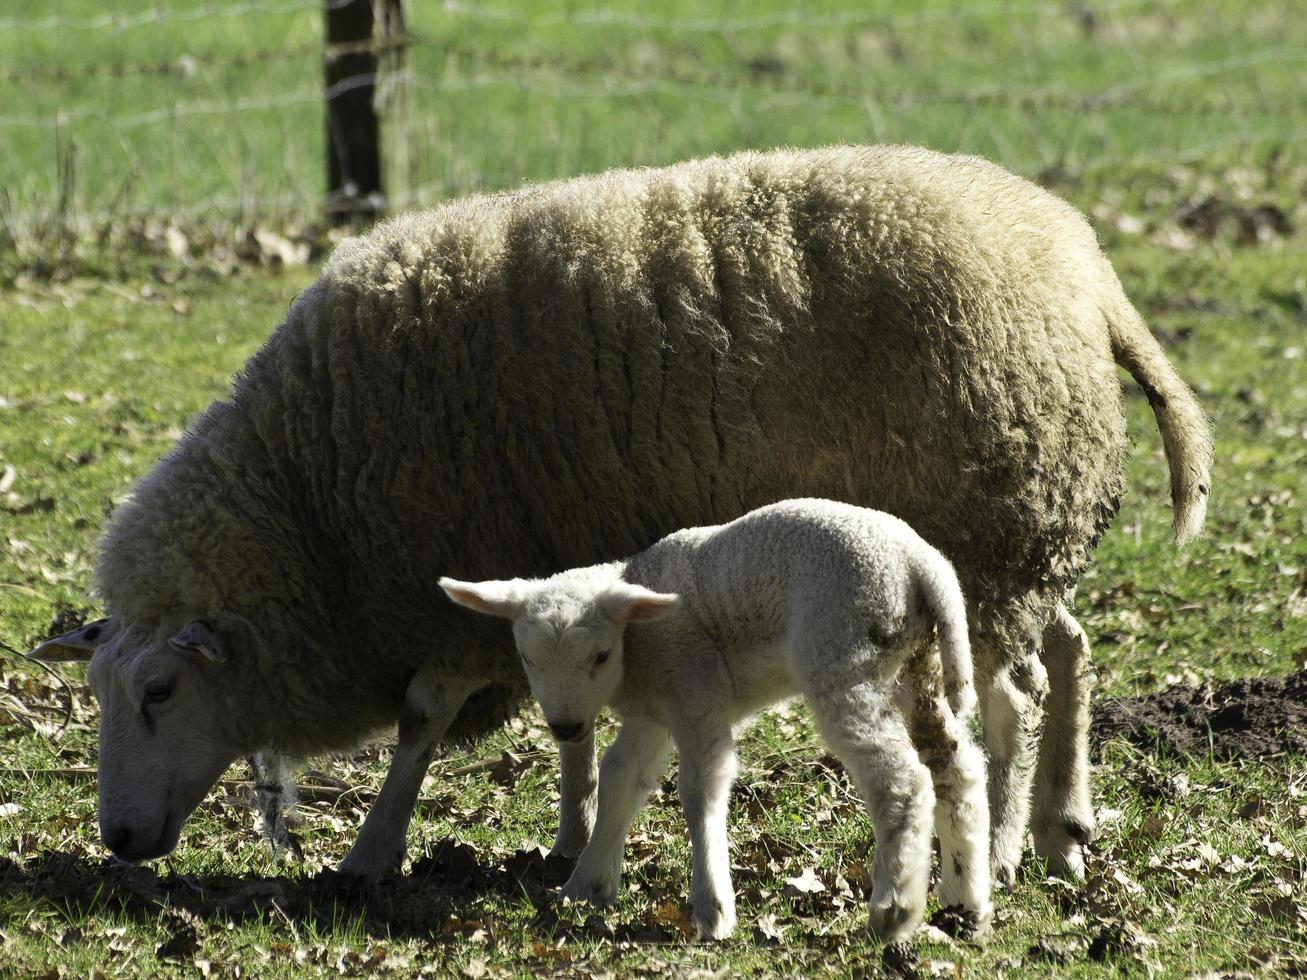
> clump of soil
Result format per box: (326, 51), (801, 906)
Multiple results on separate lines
(1091, 669), (1307, 760)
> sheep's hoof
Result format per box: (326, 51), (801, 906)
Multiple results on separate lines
(1033, 820), (1093, 880)
(991, 858), (1020, 890)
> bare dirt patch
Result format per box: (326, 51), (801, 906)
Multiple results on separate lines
(1091, 669), (1307, 760)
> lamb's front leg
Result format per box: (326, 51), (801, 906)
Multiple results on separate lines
(561, 719), (672, 906)
(676, 723), (740, 940)
(339, 670), (480, 881)
(551, 730), (598, 858)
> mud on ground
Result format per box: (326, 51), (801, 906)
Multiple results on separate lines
(1091, 669), (1307, 760)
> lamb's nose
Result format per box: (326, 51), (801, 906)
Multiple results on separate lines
(549, 721), (586, 742)
(103, 824), (133, 856)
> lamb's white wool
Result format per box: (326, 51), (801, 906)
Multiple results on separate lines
(442, 499), (992, 942)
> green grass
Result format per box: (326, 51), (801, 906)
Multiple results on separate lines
(2, 228), (1305, 979)
(1, 0), (1305, 223)
(3, 0), (1307, 975)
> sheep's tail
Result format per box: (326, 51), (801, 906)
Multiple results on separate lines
(918, 554), (976, 722)
(1104, 287), (1214, 545)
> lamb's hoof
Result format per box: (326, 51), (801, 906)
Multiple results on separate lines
(930, 904), (992, 940)
(692, 898), (737, 941)
(881, 940), (921, 978)
(337, 850), (399, 885)
(868, 902), (920, 945)
(559, 873), (619, 907)
(549, 826), (593, 859)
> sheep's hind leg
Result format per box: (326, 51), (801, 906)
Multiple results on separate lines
(676, 722), (740, 940)
(901, 652), (991, 937)
(339, 670), (480, 882)
(809, 676), (934, 944)
(551, 730), (598, 858)
(976, 637), (1049, 887)
(561, 718), (672, 907)
(1032, 604), (1096, 879)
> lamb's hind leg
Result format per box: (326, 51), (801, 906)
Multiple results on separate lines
(976, 635), (1049, 887)
(339, 670), (480, 881)
(808, 676), (934, 943)
(901, 652), (991, 936)
(1032, 604), (1095, 878)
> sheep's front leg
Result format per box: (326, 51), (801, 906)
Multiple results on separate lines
(676, 723), (739, 940)
(551, 730), (598, 858)
(1032, 604), (1096, 878)
(561, 719), (672, 906)
(339, 671), (480, 882)
(248, 752), (301, 858)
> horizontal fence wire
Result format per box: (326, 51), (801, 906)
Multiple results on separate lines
(1, 0), (1303, 232)
(5, 43), (1304, 130)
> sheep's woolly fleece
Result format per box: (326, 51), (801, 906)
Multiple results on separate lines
(93, 144), (1211, 753)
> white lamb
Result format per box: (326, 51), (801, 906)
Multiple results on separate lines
(440, 498), (991, 942)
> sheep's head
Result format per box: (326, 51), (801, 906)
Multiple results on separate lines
(440, 574), (679, 743)
(29, 617), (248, 862)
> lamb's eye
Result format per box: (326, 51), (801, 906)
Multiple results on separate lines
(143, 680), (175, 705)
(593, 651), (610, 667)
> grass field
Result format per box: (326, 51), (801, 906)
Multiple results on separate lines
(2, 0), (1306, 226)
(3, 0), (1307, 976)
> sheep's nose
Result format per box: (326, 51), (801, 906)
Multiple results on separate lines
(549, 721), (586, 743)
(103, 824), (133, 856)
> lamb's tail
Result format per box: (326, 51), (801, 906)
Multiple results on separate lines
(918, 555), (976, 722)
(1105, 288), (1214, 544)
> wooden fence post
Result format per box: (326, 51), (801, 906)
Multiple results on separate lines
(324, 0), (383, 224)
(378, 0), (412, 211)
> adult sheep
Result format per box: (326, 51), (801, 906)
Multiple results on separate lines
(32, 144), (1211, 887)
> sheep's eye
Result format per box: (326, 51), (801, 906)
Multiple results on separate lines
(593, 651), (610, 667)
(143, 681), (175, 705)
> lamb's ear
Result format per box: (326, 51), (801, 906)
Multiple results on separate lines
(439, 578), (526, 620)
(169, 620), (227, 663)
(28, 617), (119, 662)
(600, 585), (681, 625)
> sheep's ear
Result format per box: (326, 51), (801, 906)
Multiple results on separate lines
(439, 578), (525, 620)
(169, 620), (227, 663)
(28, 617), (119, 662)
(601, 586), (681, 625)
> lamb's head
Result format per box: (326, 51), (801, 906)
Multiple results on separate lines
(440, 573), (679, 743)
(30, 616), (253, 862)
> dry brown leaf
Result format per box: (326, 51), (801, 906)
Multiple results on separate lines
(652, 900), (695, 940)
(784, 866), (825, 896)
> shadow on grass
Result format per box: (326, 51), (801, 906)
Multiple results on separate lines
(0, 840), (577, 943)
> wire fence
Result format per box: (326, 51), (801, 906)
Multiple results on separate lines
(1, 0), (1304, 237)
